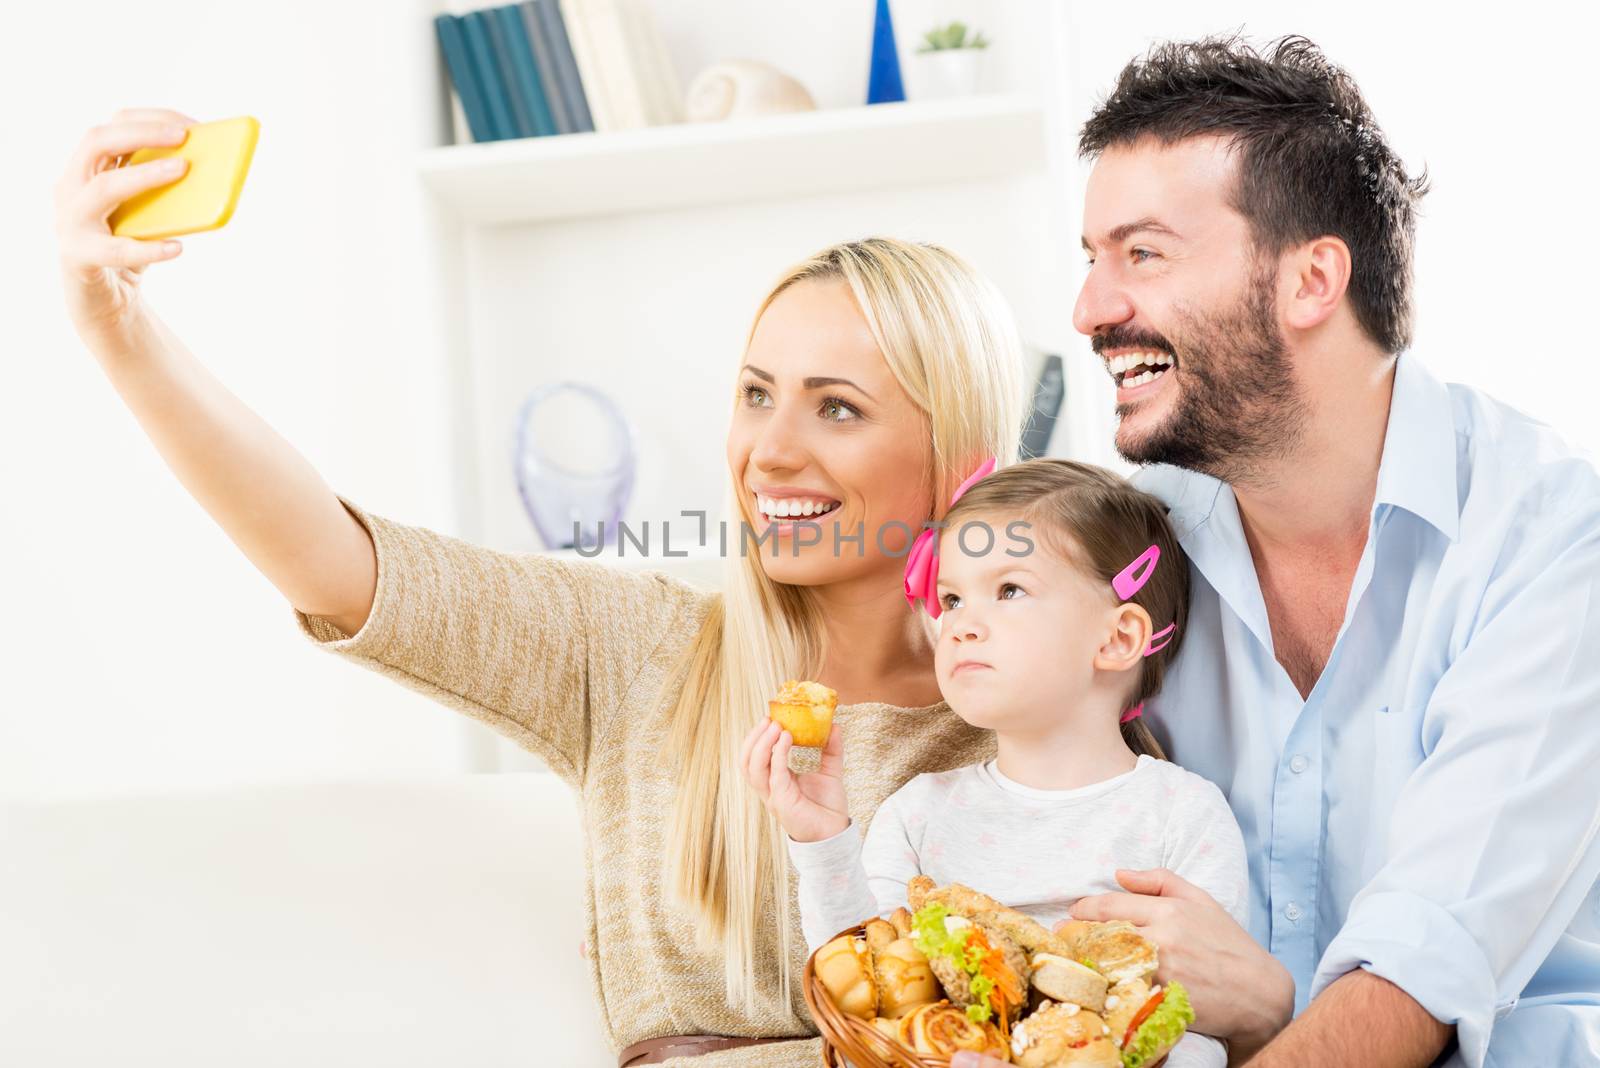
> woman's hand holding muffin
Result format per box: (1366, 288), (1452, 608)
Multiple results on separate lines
(742, 680), (849, 843)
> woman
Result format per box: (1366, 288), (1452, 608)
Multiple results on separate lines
(54, 108), (1027, 1066)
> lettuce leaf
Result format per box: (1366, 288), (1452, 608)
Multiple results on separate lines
(911, 902), (967, 961)
(1121, 980), (1194, 1068)
(911, 902), (996, 1024)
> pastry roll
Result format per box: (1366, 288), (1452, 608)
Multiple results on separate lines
(896, 1001), (1007, 1059)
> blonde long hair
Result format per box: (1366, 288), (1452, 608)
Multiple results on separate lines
(663, 237), (1029, 1014)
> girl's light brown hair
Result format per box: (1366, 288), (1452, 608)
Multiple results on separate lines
(941, 458), (1190, 760)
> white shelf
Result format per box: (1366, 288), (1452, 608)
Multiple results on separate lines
(416, 94), (1047, 224)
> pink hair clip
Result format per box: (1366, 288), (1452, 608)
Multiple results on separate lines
(1112, 544), (1160, 600)
(1112, 542), (1178, 658)
(1114, 542), (1179, 726)
(904, 455), (996, 619)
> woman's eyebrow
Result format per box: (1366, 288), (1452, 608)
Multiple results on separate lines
(740, 365), (876, 401)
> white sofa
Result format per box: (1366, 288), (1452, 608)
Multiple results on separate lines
(0, 773), (615, 1067)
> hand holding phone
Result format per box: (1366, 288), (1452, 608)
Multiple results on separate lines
(54, 109), (255, 347)
(107, 115), (259, 240)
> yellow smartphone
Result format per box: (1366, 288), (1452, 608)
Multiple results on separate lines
(108, 116), (259, 240)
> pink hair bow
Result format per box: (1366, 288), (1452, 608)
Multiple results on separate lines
(903, 456), (996, 619)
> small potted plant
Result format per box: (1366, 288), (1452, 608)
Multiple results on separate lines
(906, 20), (989, 100)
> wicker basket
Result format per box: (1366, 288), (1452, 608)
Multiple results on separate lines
(803, 923), (961, 1068)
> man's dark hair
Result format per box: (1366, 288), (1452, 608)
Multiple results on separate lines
(1080, 33), (1430, 355)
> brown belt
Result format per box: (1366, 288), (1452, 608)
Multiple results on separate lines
(617, 1034), (792, 1067)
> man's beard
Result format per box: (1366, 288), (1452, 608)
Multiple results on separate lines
(1096, 259), (1308, 486)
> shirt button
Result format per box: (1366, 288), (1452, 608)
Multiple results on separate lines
(1289, 754), (1309, 774)
(1284, 902), (1302, 922)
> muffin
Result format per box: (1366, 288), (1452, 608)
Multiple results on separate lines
(768, 679), (838, 748)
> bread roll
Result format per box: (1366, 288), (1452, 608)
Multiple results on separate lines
(869, 1016), (901, 1044)
(1011, 1001), (1121, 1067)
(767, 679), (837, 748)
(1062, 920), (1158, 984)
(873, 937), (939, 1018)
(1030, 952), (1109, 1012)
(1102, 977), (1151, 1041)
(814, 934), (876, 1019)
(864, 918), (897, 953)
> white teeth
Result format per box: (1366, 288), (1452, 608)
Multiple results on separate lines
(1123, 367), (1170, 388)
(1108, 351), (1173, 376)
(757, 495), (839, 519)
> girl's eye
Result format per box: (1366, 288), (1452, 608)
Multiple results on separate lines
(1000, 582), (1025, 600)
(741, 383), (771, 407)
(940, 592), (960, 611)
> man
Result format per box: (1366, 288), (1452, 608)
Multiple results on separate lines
(956, 33), (1600, 1068)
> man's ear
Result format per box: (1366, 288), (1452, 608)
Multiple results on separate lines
(1283, 235), (1352, 332)
(1094, 603), (1152, 674)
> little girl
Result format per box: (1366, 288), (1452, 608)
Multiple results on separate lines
(743, 458), (1248, 1067)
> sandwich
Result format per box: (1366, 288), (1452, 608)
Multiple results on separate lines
(907, 876), (1033, 1038)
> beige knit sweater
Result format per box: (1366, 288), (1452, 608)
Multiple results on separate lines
(293, 496), (996, 1067)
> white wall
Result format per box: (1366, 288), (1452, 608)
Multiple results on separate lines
(4, 1), (1594, 803)
(0, 0), (1058, 800)
(1, 0), (473, 802)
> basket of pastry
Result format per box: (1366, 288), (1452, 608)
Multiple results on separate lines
(802, 876), (1194, 1068)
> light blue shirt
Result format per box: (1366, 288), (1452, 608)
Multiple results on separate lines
(1133, 352), (1600, 1067)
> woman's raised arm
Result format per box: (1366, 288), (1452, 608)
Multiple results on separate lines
(54, 107), (378, 635)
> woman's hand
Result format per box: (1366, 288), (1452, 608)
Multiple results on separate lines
(1064, 868), (1296, 1060)
(740, 718), (849, 844)
(54, 107), (197, 347)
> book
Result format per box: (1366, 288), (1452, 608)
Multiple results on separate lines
(558, 0), (614, 131)
(482, 7), (536, 137)
(536, 0), (595, 132)
(577, 0), (647, 129)
(460, 11), (516, 139)
(618, 0), (681, 125)
(433, 14), (496, 143)
(495, 4), (558, 136)
(519, 1), (574, 134)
